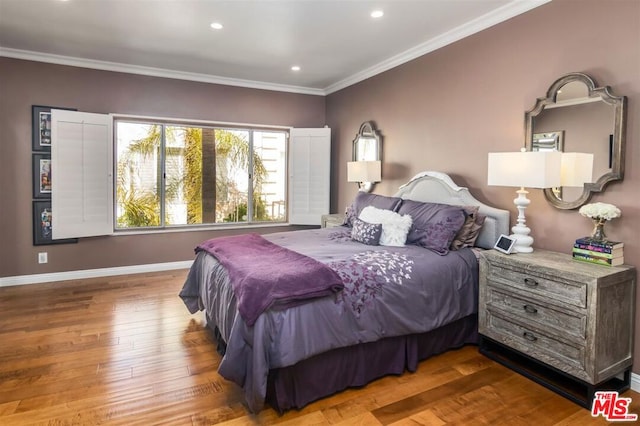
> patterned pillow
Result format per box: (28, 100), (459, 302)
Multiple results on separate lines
(396, 199), (466, 255)
(351, 218), (382, 245)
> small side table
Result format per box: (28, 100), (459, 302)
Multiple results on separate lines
(321, 213), (345, 228)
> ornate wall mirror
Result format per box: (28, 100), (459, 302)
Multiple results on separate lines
(352, 121), (382, 162)
(348, 121), (382, 192)
(525, 72), (627, 209)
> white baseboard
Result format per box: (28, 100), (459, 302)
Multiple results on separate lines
(0, 260), (193, 287)
(632, 372), (640, 393)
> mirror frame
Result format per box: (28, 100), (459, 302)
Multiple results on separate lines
(525, 72), (627, 210)
(352, 121), (382, 162)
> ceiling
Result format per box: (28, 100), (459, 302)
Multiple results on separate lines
(0, 0), (549, 95)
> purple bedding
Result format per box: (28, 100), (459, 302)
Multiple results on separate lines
(196, 233), (343, 326)
(180, 226), (479, 412)
(266, 315), (478, 412)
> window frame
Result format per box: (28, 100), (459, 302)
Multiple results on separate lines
(113, 114), (291, 232)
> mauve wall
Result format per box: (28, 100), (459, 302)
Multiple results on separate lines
(327, 0), (640, 370)
(0, 58), (325, 277)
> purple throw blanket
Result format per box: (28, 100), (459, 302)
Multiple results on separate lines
(196, 233), (344, 326)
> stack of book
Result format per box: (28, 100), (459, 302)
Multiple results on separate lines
(572, 237), (624, 266)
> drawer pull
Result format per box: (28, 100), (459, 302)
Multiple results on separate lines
(524, 277), (539, 287)
(523, 304), (538, 314)
(523, 331), (537, 342)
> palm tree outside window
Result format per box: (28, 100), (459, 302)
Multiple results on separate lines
(115, 120), (287, 229)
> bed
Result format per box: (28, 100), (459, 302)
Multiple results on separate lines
(179, 171), (510, 413)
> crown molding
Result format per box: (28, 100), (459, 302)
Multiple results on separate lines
(324, 0), (551, 94)
(1, 0), (550, 96)
(0, 47), (326, 96)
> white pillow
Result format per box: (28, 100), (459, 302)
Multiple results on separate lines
(359, 206), (413, 247)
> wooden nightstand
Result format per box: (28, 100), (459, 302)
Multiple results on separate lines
(321, 213), (345, 228)
(478, 249), (636, 407)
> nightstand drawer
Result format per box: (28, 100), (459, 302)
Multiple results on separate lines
(484, 312), (586, 377)
(486, 263), (587, 309)
(485, 286), (586, 340)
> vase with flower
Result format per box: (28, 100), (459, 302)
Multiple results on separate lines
(578, 202), (621, 242)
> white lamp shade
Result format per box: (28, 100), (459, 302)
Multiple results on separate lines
(347, 161), (381, 183)
(561, 152), (593, 187)
(487, 151), (562, 188)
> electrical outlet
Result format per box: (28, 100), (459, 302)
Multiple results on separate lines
(38, 252), (48, 264)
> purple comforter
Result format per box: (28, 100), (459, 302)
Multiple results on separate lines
(180, 227), (479, 412)
(196, 233), (343, 326)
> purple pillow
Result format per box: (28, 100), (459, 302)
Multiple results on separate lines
(397, 199), (466, 255)
(351, 218), (382, 245)
(344, 192), (402, 227)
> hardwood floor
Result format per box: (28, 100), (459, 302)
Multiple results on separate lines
(0, 270), (637, 425)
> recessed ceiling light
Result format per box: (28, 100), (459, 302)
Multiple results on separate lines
(210, 22), (223, 30)
(371, 10), (384, 18)
(291, 66), (301, 72)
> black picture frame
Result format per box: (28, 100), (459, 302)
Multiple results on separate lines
(32, 153), (52, 199)
(33, 200), (78, 246)
(31, 105), (76, 152)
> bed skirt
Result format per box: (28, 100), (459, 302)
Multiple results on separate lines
(262, 314), (479, 413)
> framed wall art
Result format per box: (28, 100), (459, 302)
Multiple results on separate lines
(31, 105), (79, 245)
(32, 200), (78, 246)
(32, 153), (52, 199)
(31, 105), (76, 152)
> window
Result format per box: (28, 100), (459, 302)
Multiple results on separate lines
(115, 120), (288, 229)
(50, 110), (329, 239)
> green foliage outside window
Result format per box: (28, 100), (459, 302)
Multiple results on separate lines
(222, 197), (269, 223)
(116, 124), (270, 228)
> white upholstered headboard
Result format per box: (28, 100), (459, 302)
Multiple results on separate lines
(393, 171), (510, 250)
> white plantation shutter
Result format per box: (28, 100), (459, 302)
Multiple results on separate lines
(289, 127), (331, 225)
(51, 110), (113, 239)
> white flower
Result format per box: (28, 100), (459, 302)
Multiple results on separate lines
(579, 202), (621, 221)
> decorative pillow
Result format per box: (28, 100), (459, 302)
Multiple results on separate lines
(450, 206), (487, 250)
(351, 218), (382, 246)
(396, 199), (466, 255)
(343, 192), (403, 227)
(358, 206), (413, 247)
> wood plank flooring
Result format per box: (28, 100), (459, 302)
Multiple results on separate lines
(0, 270), (638, 425)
